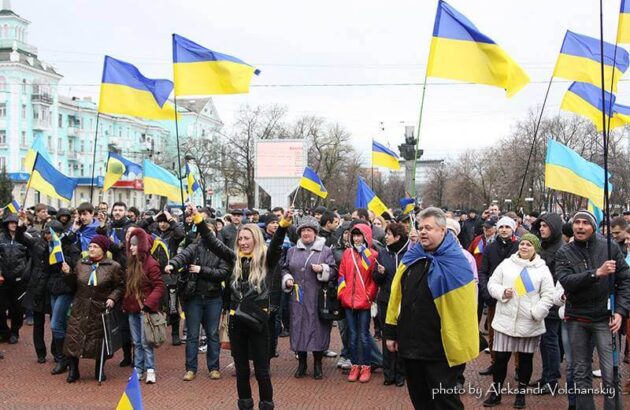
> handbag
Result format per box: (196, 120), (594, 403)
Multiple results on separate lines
(234, 298), (267, 333)
(219, 310), (231, 350)
(101, 309), (123, 357)
(318, 281), (345, 321)
(143, 311), (168, 348)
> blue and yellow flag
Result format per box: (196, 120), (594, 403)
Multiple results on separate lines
(186, 164), (201, 201)
(372, 140), (400, 170)
(514, 268), (536, 296)
(4, 199), (20, 214)
(172, 34), (260, 96)
(614, 102), (630, 125)
(116, 371), (143, 410)
(427, 0), (529, 97)
(103, 152), (142, 192)
(299, 167), (328, 199)
(356, 177), (388, 216)
(400, 197), (415, 216)
(24, 135), (52, 173)
(293, 283), (303, 304)
(150, 233), (170, 261)
(618, 0), (630, 44)
(588, 199), (604, 228)
(560, 82), (623, 132)
(386, 232), (479, 367)
(99, 56), (176, 120)
(545, 139), (610, 209)
(553, 31), (629, 93)
(29, 153), (77, 202)
(143, 160), (182, 204)
(359, 246), (373, 270)
(49, 228), (64, 265)
(473, 239), (485, 255)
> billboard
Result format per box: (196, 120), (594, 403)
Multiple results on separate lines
(255, 140), (306, 178)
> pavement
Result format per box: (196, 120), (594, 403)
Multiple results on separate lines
(0, 323), (628, 409)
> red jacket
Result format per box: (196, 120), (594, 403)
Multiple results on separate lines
(468, 234), (489, 271)
(122, 229), (165, 313)
(338, 223), (378, 310)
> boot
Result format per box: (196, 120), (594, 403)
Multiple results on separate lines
(483, 383), (502, 407)
(51, 339), (68, 375)
(95, 358), (107, 382)
(237, 398), (254, 410)
(66, 357), (80, 383)
(294, 351), (307, 378)
(513, 383), (526, 408)
(259, 401), (274, 410)
(313, 351), (323, 380)
(119, 342), (132, 367)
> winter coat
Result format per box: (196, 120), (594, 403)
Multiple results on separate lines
(0, 227), (30, 281)
(138, 217), (185, 259)
(70, 219), (100, 254)
(122, 229), (166, 314)
(64, 258), (124, 359)
(20, 232), (49, 313)
(479, 235), (519, 306)
(488, 253), (555, 338)
(337, 223), (378, 310)
(556, 232), (630, 322)
(467, 234), (493, 271)
(47, 235), (81, 296)
(263, 228), (291, 311)
(459, 217), (479, 250)
(533, 212), (564, 320)
(373, 237), (408, 304)
(281, 236), (337, 352)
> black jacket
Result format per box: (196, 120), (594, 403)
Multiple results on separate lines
(478, 235), (519, 305)
(460, 217), (478, 250)
(556, 233), (630, 322)
(139, 217), (185, 258)
(98, 217), (133, 269)
(168, 239), (231, 300)
(0, 226), (30, 281)
(47, 235), (81, 296)
(20, 233), (49, 313)
(535, 213), (564, 320)
(373, 237), (408, 304)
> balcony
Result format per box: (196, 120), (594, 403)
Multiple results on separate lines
(32, 94), (53, 105)
(32, 119), (48, 130)
(67, 151), (80, 161)
(67, 126), (80, 137)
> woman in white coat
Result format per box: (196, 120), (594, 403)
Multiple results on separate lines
(482, 233), (555, 409)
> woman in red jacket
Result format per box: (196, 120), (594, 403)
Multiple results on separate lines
(122, 228), (165, 384)
(337, 223), (378, 383)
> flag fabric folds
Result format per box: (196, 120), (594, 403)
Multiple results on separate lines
(4, 199), (20, 214)
(143, 160), (183, 204)
(24, 135), (52, 172)
(337, 274), (347, 293)
(473, 240), (484, 255)
(386, 232), (479, 367)
(116, 371), (143, 410)
(400, 197), (415, 216)
(150, 233), (170, 260)
(299, 167), (328, 198)
(614, 102), (630, 124)
(29, 154), (77, 202)
(514, 268), (535, 296)
(49, 228), (64, 265)
(186, 164), (201, 200)
(359, 246), (373, 270)
(355, 177), (388, 216)
(545, 139), (609, 209)
(560, 82), (623, 132)
(99, 56), (176, 120)
(618, 0), (630, 44)
(372, 140), (400, 170)
(588, 199), (604, 227)
(103, 152), (142, 192)
(172, 34), (260, 96)
(426, 0), (529, 97)
(553, 31), (629, 92)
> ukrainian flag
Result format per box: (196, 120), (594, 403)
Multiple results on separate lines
(356, 177), (388, 217)
(49, 228), (64, 265)
(386, 231), (479, 367)
(172, 34), (260, 96)
(99, 56), (176, 120)
(103, 152), (142, 192)
(150, 233), (170, 260)
(4, 199), (20, 214)
(186, 164), (201, 200)
(427, 0), (529, 98)
(614, 102), (630, 124)
(29, 153), (77, 202)
(473, 239), (485, 255)
(143, 160), (183, 205)
(618, 0), (630, 44)
(400, 197), (415, 216)
(299, 167), (328, 199)
(553, 31), (629, 93)
(372, 140), (400, 170)
(514, 268), (536, 296)
(588, 199), (604, 227)
(545, 139), (610, 209)
(116, 371), (143, 410)
(560, 82), (623, 132)
(24, 135), (52, 173)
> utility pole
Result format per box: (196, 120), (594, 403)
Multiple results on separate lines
(398, 126), (423, 198)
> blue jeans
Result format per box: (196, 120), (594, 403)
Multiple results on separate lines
(561, 321), (575, 407)
(566, 319), (622, 410)
(50, 294), (73, 340)
(345, 309), (370, 365)
(540, 318), (561, 385)
(129, 313), (155, 373)
(185, 295), (222, 372)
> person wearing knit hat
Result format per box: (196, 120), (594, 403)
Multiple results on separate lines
(572, 209), (597, 231)
(297, 216), (320, 235)
(520, 233), (541, 254)
(90, 234), (111, 255)
(445, 218), (461, 237)
(496, 216), (516, 232)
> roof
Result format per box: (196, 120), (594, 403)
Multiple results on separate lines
(0, 50), (61, 76)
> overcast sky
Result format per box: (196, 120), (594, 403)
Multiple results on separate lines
(15, 0), (630, 163)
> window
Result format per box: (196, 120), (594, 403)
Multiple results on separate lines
(0, 156), (6, 169)
(22, 79), (27, 94)
(0, 103), (6, 118)
(20, 157), (25, 171)
(0, 130), (5, 144)
(47, 136), (52, 151)
(58, 114), (62, 128)
(57, 138), (62, 151)
(21, 131), (26, 146)
(21, 104), (26, 119)
(0, 76), (6, 91)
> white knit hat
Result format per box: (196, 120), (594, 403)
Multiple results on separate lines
(496, 216), (516, 231)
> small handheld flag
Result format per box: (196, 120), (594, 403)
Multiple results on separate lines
(514, 268), (535, 296)
(49, 228), (64, 265)
(186, 164), (201, 200)
(116, 371), (143, 410)
(356, 177), (388, 216)
(400, 198), (415, 216)
(372, 140), (400, 170)
(4, 199), (20, 214)
(150, 234), (170, 260)
(473, 240), (485, 255)
(299, 167), (328, 198)
(359, 246), (373, 270)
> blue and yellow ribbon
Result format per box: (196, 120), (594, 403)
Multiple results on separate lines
(88, 263), (99, 286)
(293, 283), (303, 304)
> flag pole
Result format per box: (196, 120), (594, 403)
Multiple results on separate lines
(89, 113), (101, 204)
(411, 71), (429, 198)
(21, 154), (37, 210)
(172, 97), (185, 208)
(598, 1), (620, 407)
(290, 186), (300, 208)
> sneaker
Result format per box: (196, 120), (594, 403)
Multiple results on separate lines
(347, 365), (360, 382)
(359, 365), (371, 383)
(341, 358), (352, 370)
(209, 370), (221, 380)
(324, 350), (337, 358)
(183, 370), (196, 381)
(592, 369), (602, 378)
(145, 369), (156, 384)
(336, 357), (345, 368)
(198, 345), (207, 353)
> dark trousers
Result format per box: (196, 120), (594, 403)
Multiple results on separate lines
(404, 358), (464, 410)
(279, 292), (290, 332)
(0, 278), (25, 338)
(229, 319), (273, 402)
(32, 311), (47, 359)
(540, 318), (561, 385)
(268, 309), (279, 361)
(378, 301), (404, 382)
(493, 352), (533, 388)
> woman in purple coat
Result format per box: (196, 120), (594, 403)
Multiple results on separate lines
(282, 217), (337, 380)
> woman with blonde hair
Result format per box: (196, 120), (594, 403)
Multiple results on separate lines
(189, 204), (293, 410)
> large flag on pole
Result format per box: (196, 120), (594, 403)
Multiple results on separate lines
(618, 0), (630, 44)
(426, 0), (529, 97)
(29, 153), (77, 202)
(299, 167), (328, 199)
(372, 140), (400, 170)
(98, 56), (176, 120)
(356, 177), (388, 216)
(103, 152), (143, 192)
(143, 160), (183, 204)
(560, 82), (623, 132)
(544, 139), (610, 209)
(24, 135), (52, 173)
(552, 31), (629, 92)
(172, 34), (260, 96)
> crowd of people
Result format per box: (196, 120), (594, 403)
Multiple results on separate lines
(1, 199), (630, 409)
